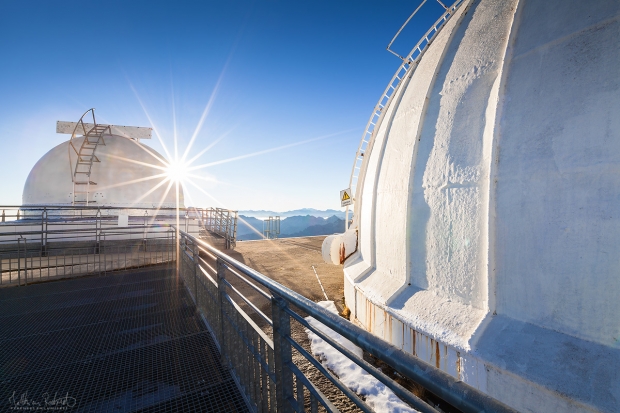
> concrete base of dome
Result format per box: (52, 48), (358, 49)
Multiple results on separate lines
(345, 270), (619, 413)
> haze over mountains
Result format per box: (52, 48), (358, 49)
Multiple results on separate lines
(237, 209), (347, 240)
(238, 208), (345, 219)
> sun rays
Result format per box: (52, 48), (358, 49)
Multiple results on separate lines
(105, 92), (354, 220)
(107, 75), (355, 255)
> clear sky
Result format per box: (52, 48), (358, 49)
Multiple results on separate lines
(0, 0), (445, 211)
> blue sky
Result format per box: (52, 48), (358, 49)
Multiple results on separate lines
(0, 0), (445, 211)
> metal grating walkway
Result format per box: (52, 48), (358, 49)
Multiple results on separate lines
(0, 266), (249, 413)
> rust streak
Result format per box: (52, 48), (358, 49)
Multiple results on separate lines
(456, 351), (461, 380)
(435, 341), (441, 369)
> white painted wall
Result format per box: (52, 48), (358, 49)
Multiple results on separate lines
(494, 0), (620, 347)
(341, 0), (620, 411)
(23, 136), (183, 208)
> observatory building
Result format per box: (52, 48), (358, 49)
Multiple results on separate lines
(324, 0), (620, 412)
(23, 112), (183, 208)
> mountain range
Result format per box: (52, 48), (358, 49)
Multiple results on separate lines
(237, 208), (346, 218)
(237, 214), (346, 241)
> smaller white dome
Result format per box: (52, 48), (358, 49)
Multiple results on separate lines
(23, 135), (184, 208)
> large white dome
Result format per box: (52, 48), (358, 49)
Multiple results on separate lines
(339, 0), (620, 411)
(23, 135), (184, 208)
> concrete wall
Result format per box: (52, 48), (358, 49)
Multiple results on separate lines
(345, 0), (620, 411)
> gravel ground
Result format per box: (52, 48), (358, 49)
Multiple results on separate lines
(223, 236), (363, 412)
(229, 236), (346, 309)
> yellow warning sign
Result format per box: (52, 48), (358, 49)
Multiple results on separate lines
(340, 188), (352, 207)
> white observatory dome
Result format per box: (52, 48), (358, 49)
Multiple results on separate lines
(23, 135), (184, 208)
(331, 0), (620, 412)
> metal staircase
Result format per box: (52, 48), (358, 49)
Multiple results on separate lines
(68, 109), (110, 205)
(346, 0), (466, 226)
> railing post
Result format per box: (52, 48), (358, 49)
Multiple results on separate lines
(193, 241), (199, 305)
(143, 210), (148, 250)
(23, 237), (28, 286)
(216, 257), (228, 359)
(41, 207), (48, 257)
(95, 208), (101, 255)
(17, 237), (22, 286)
(102, 233), (107, 276)
(271, 294), (294, 413)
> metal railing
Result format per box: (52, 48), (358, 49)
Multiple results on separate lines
(178, 230), (518, 413)
(263, 216), (281, 240)
(0, 224), (175, 286)
(0, 204), (204, 232)
(346, 0), (466, 227)
(0, 205), (192, 286)
(196, 207), (238, 249)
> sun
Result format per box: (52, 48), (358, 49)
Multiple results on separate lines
(166, 160), (189, 183)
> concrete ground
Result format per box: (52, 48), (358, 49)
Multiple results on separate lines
(227, 235), (345, 310)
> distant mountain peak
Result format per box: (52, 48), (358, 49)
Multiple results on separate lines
(237, 208), (345, 219)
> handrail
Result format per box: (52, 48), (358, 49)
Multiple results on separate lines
(1, 225), (175, 286)
(0, 223), (171, 238)
(386, 0), (430, 60)
(181, 230), (518, 413)
(346, 0), (466, 227)
(198, 207), (238, 249)
(0, 204), (199, 211)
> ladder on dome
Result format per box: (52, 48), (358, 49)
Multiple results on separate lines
(346, 0), (466, 228)
(68, 109), (110, 205)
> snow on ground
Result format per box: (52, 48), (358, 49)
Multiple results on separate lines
(305, 301), (419, 413)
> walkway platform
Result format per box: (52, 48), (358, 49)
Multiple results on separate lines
(0, 266), (249, 412)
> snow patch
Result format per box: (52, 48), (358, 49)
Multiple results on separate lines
(305, 301), (420, 413)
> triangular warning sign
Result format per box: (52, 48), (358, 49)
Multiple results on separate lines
(340, 188), (352, 207)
